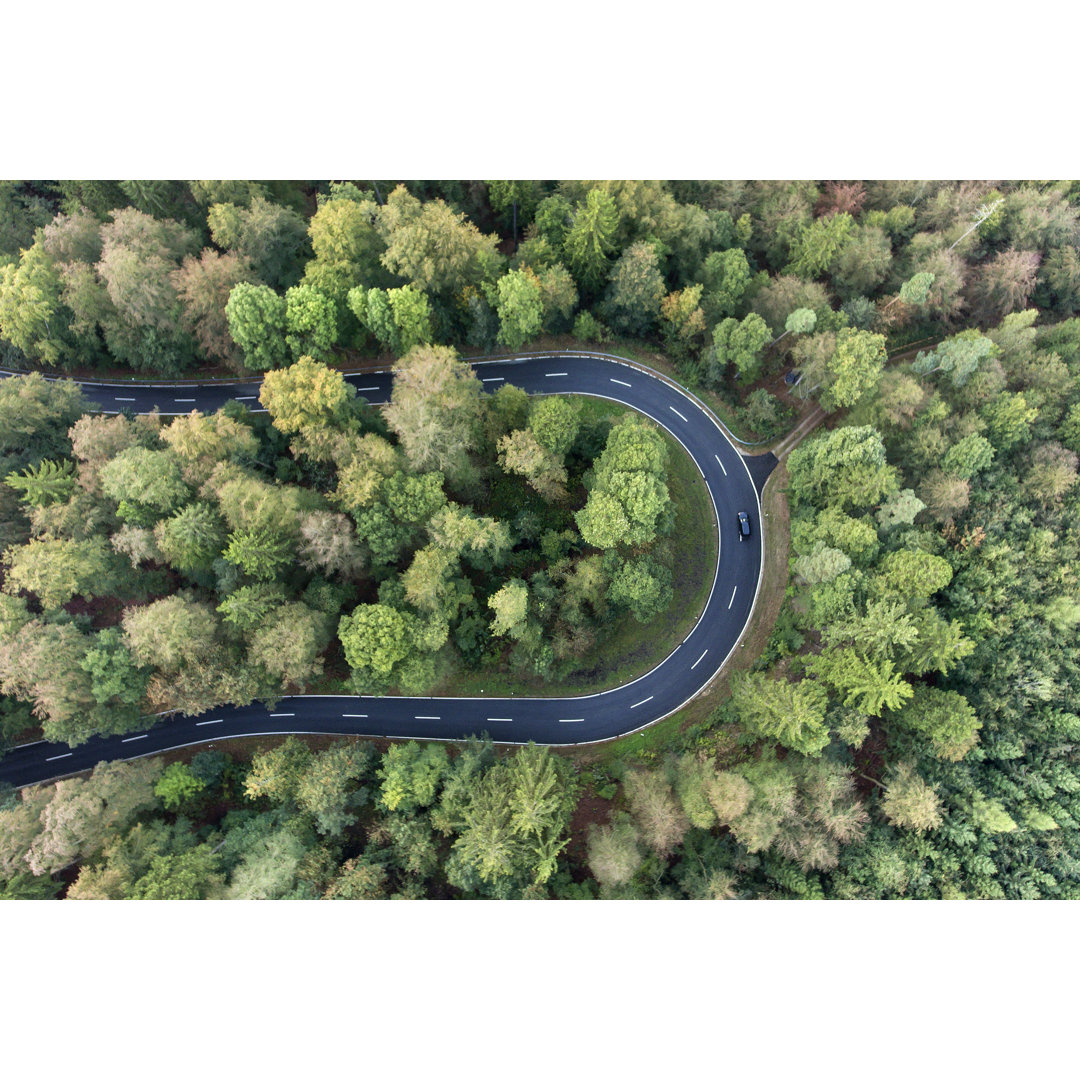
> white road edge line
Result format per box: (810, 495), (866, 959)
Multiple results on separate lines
(630, 696), (654, 709)
(691, 649), (708, 670)
(121, 734), (148, 742)
(670, 406), (688, 422)
(46, 753), (73, 761)
(728, 586), (738, 609)
(714, 454), (728, 476)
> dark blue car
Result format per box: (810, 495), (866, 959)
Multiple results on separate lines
(738, 511), (751, 540)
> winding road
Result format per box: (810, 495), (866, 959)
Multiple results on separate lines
(0, 353), (775, 788)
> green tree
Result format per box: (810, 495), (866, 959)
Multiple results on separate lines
(535, 263), (578, 333)
(493, 267), (544, 349)
(497, 429), (568, 502)
(377, 185), (502, 295)
(602, 241), (666, 336)
(785, 213), (854, 279)
(248, 602), (331, 688)
(488, 180), (542, 241)
(224, 282), (288, 371)
(378, 742), (450, 814)
(129, 846), (224, 900)
(99, 446), (190, 521)
(488, 579), (530, 639)
(154, 763), (207, 811)
(295, 742), (373, 836)
(586, 815), (643, 890)
(912, 330), (997, 386)
(0, 243), (78, 367)
(347, 283), (433, 356)
(730, 671), (832, 756)
(284, 284), (338, 361)
(339, 603), (423, 685)
(528, 395), (582, 458)
(532, 194), (574, 250)
(563, 188), (620, 291)
(981, 391), (1038, 451)
(892, 685), (981, 761)
(881, 763), (943, 832)
(606, 556), (673, 623)
(2, 536), (120, 610)
(155, 502), (226, 573)
(787, 425), (899, 512)
(942, 433), (995, 478)
(258, 355), (356, 436)
(707, 313), (771, 384)
(4, 459), (76, 507)
(383, 345), (484, 482)
(700, 247), (752, 322)
(79, 627), (150, 707)
(808, 648), (914, 717)
(660, 284), (707, 360)
(217, 583), (288, 631)
(575, 418), (671, 549)
(818, 328), (888, 411)
(223, 527), (293, 579)
(207, 196), (309, 290)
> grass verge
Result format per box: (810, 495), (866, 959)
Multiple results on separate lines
(566, 457), (791, 767)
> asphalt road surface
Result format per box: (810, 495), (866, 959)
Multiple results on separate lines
(0, 354), (772, 787)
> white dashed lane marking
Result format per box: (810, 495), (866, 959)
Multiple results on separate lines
(486, 718), (513, 722)
(415, 715), (441, 720)
(196, 719), (223, 726)
(610, 378), (632, 387)
(342, 714), (368, 718)
(714, 454), (727, 476)
(728, 586), (738, 609)
(121, 735), (148, 742)
(115, 397), (136, 402)
(482, 377), (504, 383)
(558, 718), (585, 723)
(545, 372), (568, 377)
(690, 649), (708, 670)
(670, 406), (688, 422)
(46, 753), (72, 762)
(269, 713), (295, 718)
(630, 696), (653, 709)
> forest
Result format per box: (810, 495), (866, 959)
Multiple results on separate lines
(1, 179), (1079, 898)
